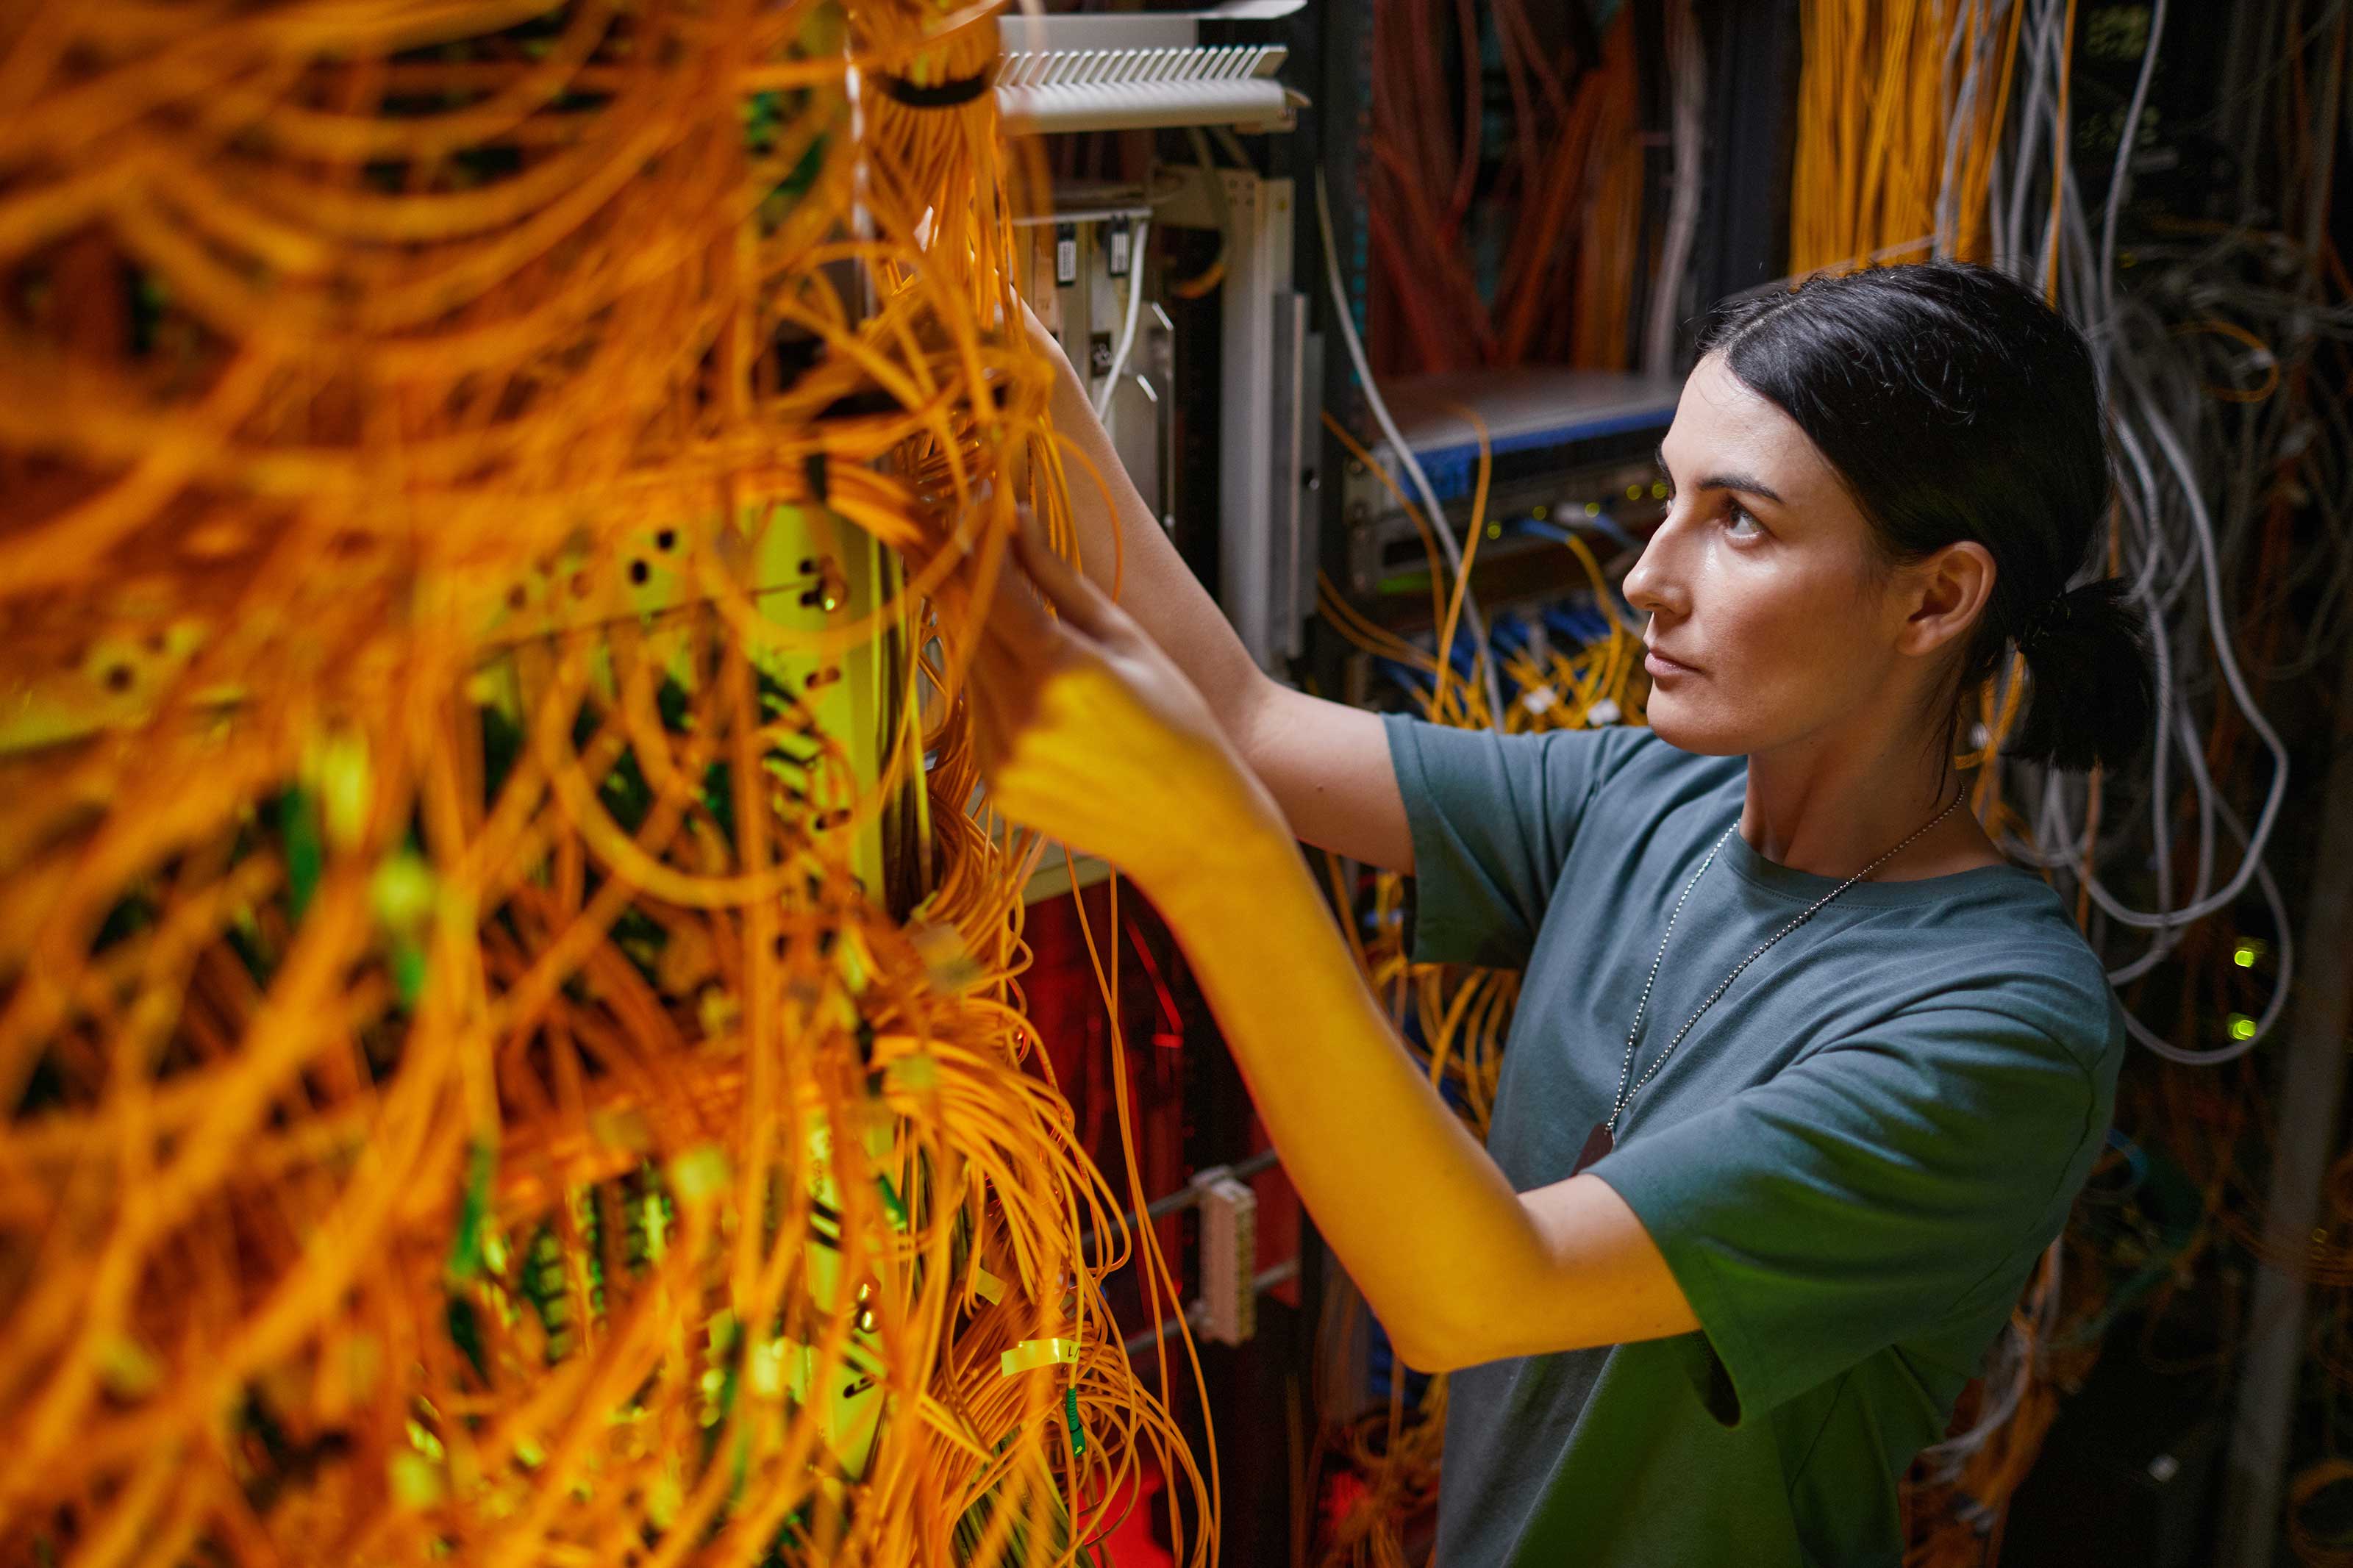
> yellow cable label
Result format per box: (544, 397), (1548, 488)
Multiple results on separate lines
(999, 1337), (1079, 1378)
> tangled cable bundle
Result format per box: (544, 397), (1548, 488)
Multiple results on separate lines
(0, 1), (1213, 1564)
(1363, 0), (1656, 376)
(1791, 0), (2025, 276)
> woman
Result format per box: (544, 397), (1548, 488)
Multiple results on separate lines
(968, 261), (2148, 1566)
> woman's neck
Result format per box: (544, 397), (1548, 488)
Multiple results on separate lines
(1740, 723), (1996, 881)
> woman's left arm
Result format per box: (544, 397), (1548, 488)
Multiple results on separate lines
(1156, 803), (1700, 1371)
(968, 530), (1697, 1372)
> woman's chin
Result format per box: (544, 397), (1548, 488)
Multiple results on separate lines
(1642, 696), (1747, 758)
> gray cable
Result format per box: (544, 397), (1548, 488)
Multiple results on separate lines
(1313, 169), (1508, 726)
(2097, 0), (2168, 316)
(1640, 0), (1706, 376)
(1962, 0), (2308, 1062)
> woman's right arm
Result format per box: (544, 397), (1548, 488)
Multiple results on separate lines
(1021, 302), (1415, 873)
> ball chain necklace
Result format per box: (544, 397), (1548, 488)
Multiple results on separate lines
(1570, 787), (1971, 1177)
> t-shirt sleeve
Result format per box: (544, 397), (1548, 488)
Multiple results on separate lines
(1585, 1002), (2110, 1426)
(1381, 714), (1632, 970)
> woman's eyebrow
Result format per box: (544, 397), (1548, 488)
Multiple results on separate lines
(1654, 442), (1786, 506)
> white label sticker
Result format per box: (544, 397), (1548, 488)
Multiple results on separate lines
(1107, 218), (1132, 276)
(1054, 223), (1078, 285)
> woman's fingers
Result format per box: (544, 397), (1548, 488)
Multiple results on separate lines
(976, 529), (1060, 671)
(977, 510), (1126, 673)
(965, 631), (1021, 776)
(1010, 516), (1125, 642)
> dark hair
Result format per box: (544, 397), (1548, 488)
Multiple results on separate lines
(1693, 260), (2153, 773)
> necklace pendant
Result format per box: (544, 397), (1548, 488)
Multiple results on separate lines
(1573, 1121), (1615, 1176)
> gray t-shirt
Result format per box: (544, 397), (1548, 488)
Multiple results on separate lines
(1381, 715), (2123, 1568)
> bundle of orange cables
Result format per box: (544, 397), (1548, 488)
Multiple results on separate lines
(1790, 0), (2027, 275)
(0, 1), (1211, 1564)
(1364, 0), (1648, 375)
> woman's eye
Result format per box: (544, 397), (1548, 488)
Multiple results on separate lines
(1725, 504), (1763, 540)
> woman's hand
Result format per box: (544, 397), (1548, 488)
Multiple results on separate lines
(964, 526), (1699, 1376)
(967, 523), (1288, 898)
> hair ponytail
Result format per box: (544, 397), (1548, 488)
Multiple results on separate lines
(2005, 576), (2155, 773)
(1696, 260), (2156, 774)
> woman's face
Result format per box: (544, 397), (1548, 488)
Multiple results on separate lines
(1624, 354), (1934, 759)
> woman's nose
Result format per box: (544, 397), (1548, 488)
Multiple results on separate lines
(1621, 515), (1685, 621)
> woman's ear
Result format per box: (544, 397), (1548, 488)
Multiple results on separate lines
(1897, 539), (1996, 656)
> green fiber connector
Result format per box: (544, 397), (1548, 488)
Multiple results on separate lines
(446, 1140), (496, 1282)
(281, 788), (323, 920)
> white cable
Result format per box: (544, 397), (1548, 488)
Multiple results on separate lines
(2084, 369), (2294, 931)
(1313, 169), (1507, 726)
(1640, 0), (1705, 376)
(1952, 0), (2312, 1063)
(1934, 0), (2013, 257)
(2002, 0), (2060, 271)
(1091, 216), (1151, 424)
(2096, 0), (2168, 317)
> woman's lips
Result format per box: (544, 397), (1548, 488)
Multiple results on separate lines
(1644, 647), (1699, 679)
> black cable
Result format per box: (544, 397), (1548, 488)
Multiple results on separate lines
(874, 69), (991, 110)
